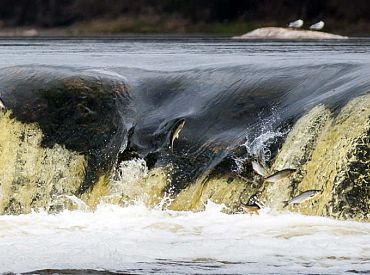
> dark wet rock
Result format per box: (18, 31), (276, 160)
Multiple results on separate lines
(0, 66), (136, 193)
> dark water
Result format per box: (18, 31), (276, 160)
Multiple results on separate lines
(0, 37), (369, 191)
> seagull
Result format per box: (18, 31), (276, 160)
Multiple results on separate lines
(288, 19), (304, 29)
(309, 21), (325, 30)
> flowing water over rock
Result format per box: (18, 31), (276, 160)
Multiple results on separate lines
(0, 37), (369, 274)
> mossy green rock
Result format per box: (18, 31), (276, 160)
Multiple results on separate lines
(259, 94), (370, 221)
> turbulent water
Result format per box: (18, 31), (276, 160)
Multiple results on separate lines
(1, 202), (370, 274)
(0, 37), (369, 274)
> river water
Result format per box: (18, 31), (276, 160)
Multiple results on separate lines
(0, 37), (369, 274)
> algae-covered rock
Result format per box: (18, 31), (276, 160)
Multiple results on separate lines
(259, 94), (370, 221)
(82, 160), (171, 209)
(259, 105), (332, 209)
(295, 95), (369, 221)
(0, 112), (87, 215)
(0, 65), (367, 221)
(0, 67), (135, 194)
(169, 174), (259, 213)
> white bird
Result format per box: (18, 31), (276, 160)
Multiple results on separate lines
(288, 19), (304, 29)
(309, 21), (325, 30)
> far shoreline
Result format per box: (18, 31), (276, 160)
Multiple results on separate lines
(0, 28), (367, 40)
(0, 21), (367, 39)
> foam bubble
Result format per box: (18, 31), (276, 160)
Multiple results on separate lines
(0, 201), (369, 274)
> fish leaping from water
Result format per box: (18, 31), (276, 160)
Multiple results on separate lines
(283, 189), (322, 207)
(288, 19), (304, 29)
(309, 21), (325, 31)
(0, 98), (6, 111)
(252, 161), (268, 177)
(264, 168), (296, 183)
(170, 119), (185, 151)
(251, 161), (296, 182)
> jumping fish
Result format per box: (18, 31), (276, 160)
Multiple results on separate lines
(252, 161), (267, 177)
(170, 119), (185, 151)
(283, 189), (321, 207)
(264, 168), (296, 183)
(0, 98), (6, 110)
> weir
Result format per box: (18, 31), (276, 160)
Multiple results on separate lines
(0, 65), (368, 222)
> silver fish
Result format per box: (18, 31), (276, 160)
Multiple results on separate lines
(283, 189), (321, 207)
(252, 161), (267, 177)
(264, 168), (296, 183)
(170, 119), (185, 151)
(0, 98), (6, 110)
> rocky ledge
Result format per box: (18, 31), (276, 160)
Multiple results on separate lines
(232, 27), (348, 40)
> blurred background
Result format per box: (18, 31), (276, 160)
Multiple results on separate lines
(0, 0), (369, 36)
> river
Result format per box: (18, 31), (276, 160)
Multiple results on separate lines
(0, 37), (369, 274)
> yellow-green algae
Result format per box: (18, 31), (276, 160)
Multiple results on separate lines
(0, 111), (169, 213)
(82, 94), (369, 219)
(81, 175), (110, 209)
(0, 111), (86, 214)
(169, 175), (259, 213)
(0, 93), (368, 221)
(84, 160), (170, 209)
(294, 95), (369, 221)
(260, 94), (370, 221)
(259, 105), (332, 209)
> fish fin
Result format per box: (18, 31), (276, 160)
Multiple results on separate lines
(282, 201), (289, 208)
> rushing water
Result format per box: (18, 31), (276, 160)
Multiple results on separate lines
(0, 37), (369, 274)
(1, 202), (370, 274)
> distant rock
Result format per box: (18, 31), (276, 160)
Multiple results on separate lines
(0, 28), (39, 36)
(22, 28), (39, 36)
(233, 27), (347, 40)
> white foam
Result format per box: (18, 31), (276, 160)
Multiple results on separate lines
(233, 110), (288, 173)
(0, 201), (369, 274)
